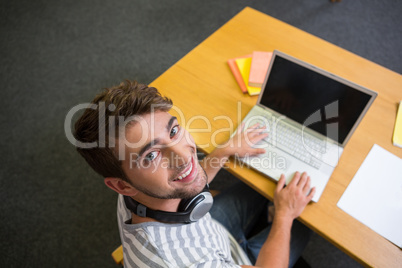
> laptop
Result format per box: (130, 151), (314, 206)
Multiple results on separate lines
(237, 50), (377, 202)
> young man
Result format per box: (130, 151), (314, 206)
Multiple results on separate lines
(74, 80), (315, 267)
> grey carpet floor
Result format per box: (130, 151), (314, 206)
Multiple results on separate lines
(1, 0), (401, 267)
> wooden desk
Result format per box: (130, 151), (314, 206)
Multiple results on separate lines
(151, 7), (402, 267)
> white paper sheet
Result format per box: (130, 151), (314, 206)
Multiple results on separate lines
(337, 144), (402, 248)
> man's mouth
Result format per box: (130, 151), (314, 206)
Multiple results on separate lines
(173, 163), (192, 181)
(173, 157), (197, 182)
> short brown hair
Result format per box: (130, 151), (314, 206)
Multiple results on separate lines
(74, 80), (172, 181)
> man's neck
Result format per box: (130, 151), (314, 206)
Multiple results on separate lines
(130, 212), (157, 224)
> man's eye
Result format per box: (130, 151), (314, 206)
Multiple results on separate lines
(144, 151), (159, 162)
(170, 125), (180, 138)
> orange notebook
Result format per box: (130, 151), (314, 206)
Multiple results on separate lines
(227, 55), (251, 94)
(249, 51), (273, 87)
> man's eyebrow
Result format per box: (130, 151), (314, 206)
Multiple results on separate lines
(166, 116), (177, 132)
(137, 138), (160, 159)
(137, 116), (177, 158)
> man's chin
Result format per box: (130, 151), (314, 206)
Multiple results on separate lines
(174, 166), (208, 200)
(141, 162), (208, 200)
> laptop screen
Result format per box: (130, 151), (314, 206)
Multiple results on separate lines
(259, 52), (376, 145)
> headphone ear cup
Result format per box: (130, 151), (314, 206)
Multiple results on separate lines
(178, 190), (213, 222)
(178, 185), (211, 212)
(178, 194), (204, 212)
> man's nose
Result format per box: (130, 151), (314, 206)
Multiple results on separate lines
(167, 142), (190, 168)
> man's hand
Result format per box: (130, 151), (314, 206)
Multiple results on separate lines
(223, 122), (268, 157)
(201, 123), (268, 184)
(274, 172), (315, 220)
(251, 172), (315, 268)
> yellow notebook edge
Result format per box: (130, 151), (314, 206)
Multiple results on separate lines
(234, 57), (261, 96)
(392, 100), (402, 148)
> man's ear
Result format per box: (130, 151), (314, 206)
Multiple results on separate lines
(104, 177), (139, 196)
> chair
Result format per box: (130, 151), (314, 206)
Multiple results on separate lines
(111, 245), (124, 266)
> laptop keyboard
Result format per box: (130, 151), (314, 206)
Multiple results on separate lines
(252, 116), (326, 169)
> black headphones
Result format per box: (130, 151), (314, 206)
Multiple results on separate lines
(123, 185), (213, 224)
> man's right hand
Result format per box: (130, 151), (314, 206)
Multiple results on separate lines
(274, 172), (315, 221)
(247, 172), (315, 268)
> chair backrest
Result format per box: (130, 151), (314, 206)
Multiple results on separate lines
(111, 245), (124, 265)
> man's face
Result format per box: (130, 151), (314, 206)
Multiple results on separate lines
(121, 111), (207, 200)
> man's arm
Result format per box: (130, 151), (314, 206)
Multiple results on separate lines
(200, 122), (313, 267)
(199, 123), (267, 184)
(242, 172), (315, 268)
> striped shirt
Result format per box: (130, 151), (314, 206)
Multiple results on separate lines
(117, 194), (251, 268)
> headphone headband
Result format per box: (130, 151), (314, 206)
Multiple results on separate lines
(124, 185), (213, 224)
